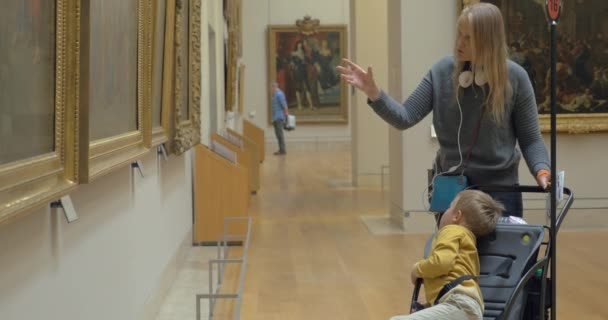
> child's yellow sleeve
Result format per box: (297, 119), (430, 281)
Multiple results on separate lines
(416, 228), (462, 278)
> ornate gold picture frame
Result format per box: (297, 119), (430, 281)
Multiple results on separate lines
(225, 0), (242, 112)
(170, 0), (201, 155)
(458, 0), (608, 133)
(0, 0), (86, 226)
(237, 63), (246, 115)
(267, 17), (348, 124)
(147, 0), (171, 147)
(85, 0), (152, 180)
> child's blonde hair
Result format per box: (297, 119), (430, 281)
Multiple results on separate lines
(455, 190), (504, 236)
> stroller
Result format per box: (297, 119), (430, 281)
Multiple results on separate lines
(410, 185), (574, 320)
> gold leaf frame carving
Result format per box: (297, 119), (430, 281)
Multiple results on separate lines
(458, 0), (608, 134)
(0, 0), (86, 226)
(225, 0), (241, 112)
(172, 0), (201, 155)
(86, 0), (153, 180)
(226, 32), (238, 112)
(237, 63), (245, 115)
(146, 0), (171, 147)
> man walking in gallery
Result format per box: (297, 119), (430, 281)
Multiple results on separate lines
(271, 82), (288, 155)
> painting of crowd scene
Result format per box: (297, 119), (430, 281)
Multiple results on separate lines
(268, 27), (347, 123)
(485, 0), (608, 114)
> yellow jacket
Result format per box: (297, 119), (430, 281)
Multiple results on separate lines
(415, 224), (484, 309)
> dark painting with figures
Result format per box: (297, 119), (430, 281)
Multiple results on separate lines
(485, 0), (608, 115)
(268, 23), (348, 124)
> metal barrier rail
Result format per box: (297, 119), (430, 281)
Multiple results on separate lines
(196, 217), (252, 320)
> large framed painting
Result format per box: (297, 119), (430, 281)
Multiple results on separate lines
(0, 0), (85, 225)
(267, 16), (348, 124)
(86, 0), (152, 180)
(169, 0), (201, 155)
(459, 0), (608, 133)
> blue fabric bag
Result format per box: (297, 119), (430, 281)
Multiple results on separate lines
(429, 175), (469, 212)
(428, 105), (483, 212)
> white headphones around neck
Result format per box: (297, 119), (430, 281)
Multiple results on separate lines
(458, 67), (487, 88)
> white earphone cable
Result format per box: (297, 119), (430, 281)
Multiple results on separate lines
(421, 89), (465, 211)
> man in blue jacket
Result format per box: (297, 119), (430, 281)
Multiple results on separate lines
(271, 82), (288, 155)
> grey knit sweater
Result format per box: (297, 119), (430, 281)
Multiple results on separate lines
(369, 56), (550, 186)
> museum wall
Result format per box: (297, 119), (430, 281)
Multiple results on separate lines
(240, 0), (353, 144)
(0, 0), (227, 318)
(0, 150), (193, 320)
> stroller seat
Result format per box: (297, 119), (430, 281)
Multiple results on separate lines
(412, 185), (572, 319)
(477, 223), (546, 320)
(412, 223), (547, 320)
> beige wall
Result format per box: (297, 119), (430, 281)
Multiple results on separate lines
(528, 135), (608, 208)
(350, 0), (390, 187)
(241, 0), (352, 143)
(387, 0), (404, 222)
(0, 150), (193, 320)
(397, 0), (458, 213)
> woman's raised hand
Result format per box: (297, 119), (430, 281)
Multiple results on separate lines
(336, 58), (381, 101)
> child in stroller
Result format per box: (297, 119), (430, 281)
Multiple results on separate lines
(405, 185), (574, 320)
(390, 190), (504, 320)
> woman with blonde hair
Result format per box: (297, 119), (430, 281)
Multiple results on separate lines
(337, 3), (550, 217)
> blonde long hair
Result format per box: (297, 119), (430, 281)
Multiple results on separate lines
(453, 3), (513, 123)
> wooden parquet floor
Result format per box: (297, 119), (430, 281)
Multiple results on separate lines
(220, 147), (608, 320)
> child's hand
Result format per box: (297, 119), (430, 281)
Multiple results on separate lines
(410, 264), (421, 285)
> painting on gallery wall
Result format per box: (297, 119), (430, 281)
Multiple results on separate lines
(460, 0), (608, 132)
(268, 16), (348, 124)
(90, 0), (139, 141)
(0, 0), (56, 164)
(0, 0), (84, 226)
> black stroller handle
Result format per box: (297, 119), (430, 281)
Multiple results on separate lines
(470, 184), (574, 233)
